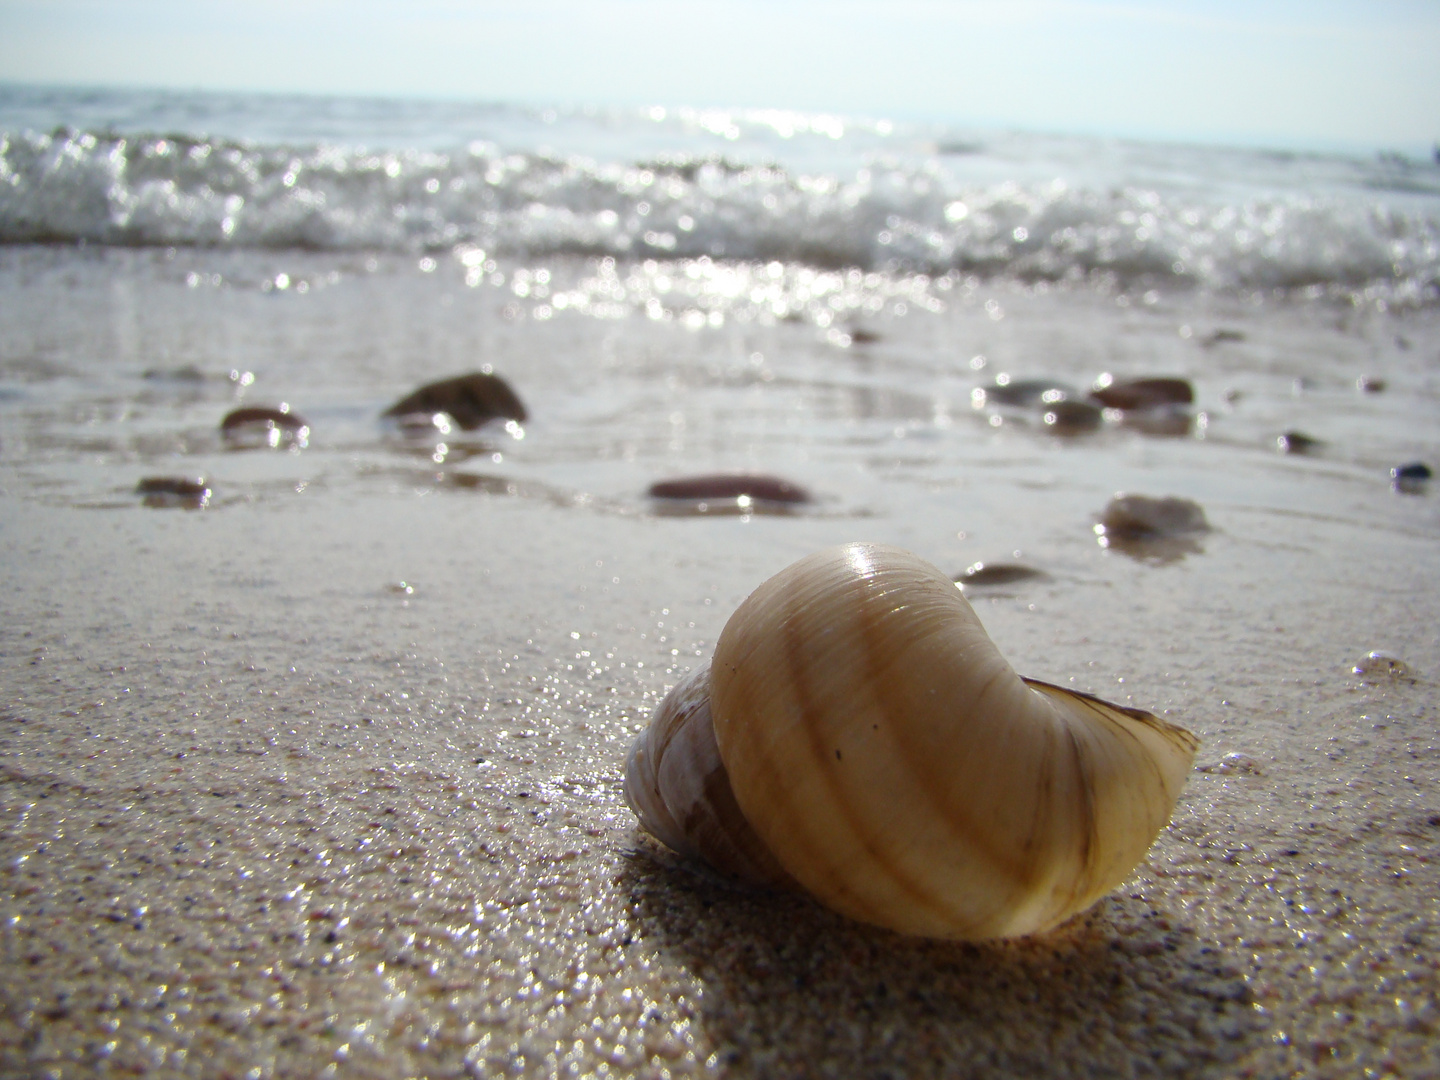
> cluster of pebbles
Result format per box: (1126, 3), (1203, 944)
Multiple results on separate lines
(971, 373), (1194, 436)
(135, 371), (528, 508)
(137, 366), (1430, 521)
(137, 367), (820, 518)
(971, 370), (1431, 493)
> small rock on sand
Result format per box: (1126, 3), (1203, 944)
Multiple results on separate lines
(647, 473), (811, 504)
(1276, 431), (1323, 455)
(1391, 462), (1431, 494)
(221, 406), (310, 449)
(135, 476), (211, 508)
(1097, 494), (1209, 539)
(955, 562), (1048, 587)
(1088, 376), (1194, 411)
(383, 372), (527, 431)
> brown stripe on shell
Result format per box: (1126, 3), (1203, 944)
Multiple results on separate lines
(1021, 678), (1198, 913)
(780, 562), (972, 930)
(848, 580), (1029, 932)
(1056, 721), (1100, 912)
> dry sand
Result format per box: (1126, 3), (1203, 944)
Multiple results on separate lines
(3, 248), (1440, 1077)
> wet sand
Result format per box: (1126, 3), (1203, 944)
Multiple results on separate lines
(3, 246), (1440, 1077)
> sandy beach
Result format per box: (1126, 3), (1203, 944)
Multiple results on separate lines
(2, 236), (1440, 1079)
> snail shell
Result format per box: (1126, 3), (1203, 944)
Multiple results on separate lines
(624, 543), (1198, 940)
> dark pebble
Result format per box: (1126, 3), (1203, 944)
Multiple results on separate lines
(1098, 494), (1208, 539)
(848, 328), (882, 344)
(1392, 462), (1432, 494)
(221, 406), (309, 433)
(221, 406), (310, 449)
(383, 371), (527, 431)
(972, 377), (1078, 409)
(135, 477), (211, 508)
(956, 562), (1047, 587)
(136, 477), (209, 496)
(647, 474), (811, 504)
(1357, 376), (1386, 393)
(1088, 377), (1194, 411)
(1276, 431), (1322, 455)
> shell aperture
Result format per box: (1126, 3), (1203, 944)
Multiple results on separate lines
(625, 543), (1198, 940)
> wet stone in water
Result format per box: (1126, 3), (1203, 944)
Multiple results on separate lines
(956, 562), (1048, 587)
(1392, 462), (1431, 494)
(1097, 494), (1209, 539)
(1088, 376), (1194, 411)
(221, 406), (310, 449)
(1276, 431), (1323, 455)
(648, 474), (811, 515)
(135, 476), (211, 509)
(383, 371), (527, 431)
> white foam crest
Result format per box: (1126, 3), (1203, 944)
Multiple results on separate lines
(2, 125), (1437, 304)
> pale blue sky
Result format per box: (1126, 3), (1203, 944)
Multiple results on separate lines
(1, 0), (1437, 151)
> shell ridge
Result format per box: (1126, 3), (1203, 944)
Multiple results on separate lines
(909, 642), (1040, 885)
(1018, 678), (1198, 926)
(850, 580), (1002, 933)
(779, 569), (960, 928)
(981, 686), (1098, 935)
(1059, 719), (1101, 911)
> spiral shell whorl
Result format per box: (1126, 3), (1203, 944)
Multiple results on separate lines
(624, 666), (792, 888)
(707, 542), (1197, 939)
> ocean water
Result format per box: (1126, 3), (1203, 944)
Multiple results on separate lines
(1, 83), (1438, 538)
(4, 84), (1439, 298)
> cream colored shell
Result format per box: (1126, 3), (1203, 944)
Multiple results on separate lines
(625, 542), (1198, 940)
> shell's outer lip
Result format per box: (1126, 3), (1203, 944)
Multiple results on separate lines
(1021, 677), (1200, 756)
(705, 541), (1198, 940)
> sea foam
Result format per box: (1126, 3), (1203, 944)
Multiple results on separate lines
(2, 92), (1437, 305)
